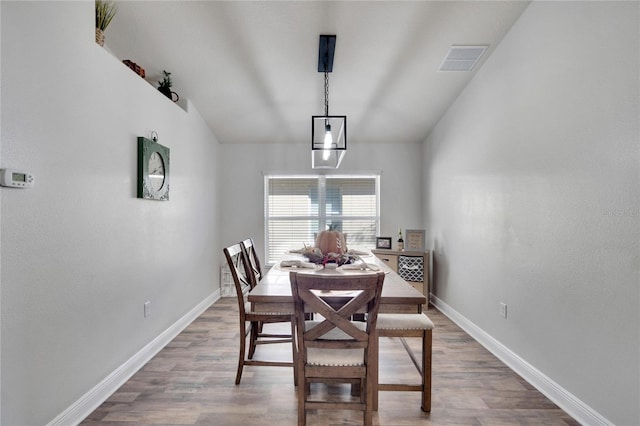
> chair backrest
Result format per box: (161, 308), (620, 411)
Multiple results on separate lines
(241, 238), (262, 288)
(289, 271), (385, 365)
(223, 243), (254, 315)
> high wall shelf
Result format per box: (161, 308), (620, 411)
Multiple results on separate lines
(96, 40), (189, 112)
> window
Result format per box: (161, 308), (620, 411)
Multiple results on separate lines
(265, 175), (380, 264)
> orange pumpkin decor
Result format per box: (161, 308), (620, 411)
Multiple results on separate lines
(315, 229), (347, 255)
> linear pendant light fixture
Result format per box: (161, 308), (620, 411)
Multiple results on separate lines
(312, 35), (346, 169)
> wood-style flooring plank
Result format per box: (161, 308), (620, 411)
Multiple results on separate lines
(81, 298), (579, 425)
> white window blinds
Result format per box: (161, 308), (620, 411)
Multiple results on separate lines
(265, 175), (380, 264)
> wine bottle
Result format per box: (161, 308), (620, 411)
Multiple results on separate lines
(397, 228), (404, 251)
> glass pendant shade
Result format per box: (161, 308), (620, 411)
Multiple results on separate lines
(312, 115), (346, 169)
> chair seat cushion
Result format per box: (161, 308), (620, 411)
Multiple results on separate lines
(377, 313), (434, 330)
(244, 301), (291, 316)
(304, 321), (366, 366)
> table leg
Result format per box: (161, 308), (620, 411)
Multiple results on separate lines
(372, 328), (379, 411)
(290, 315), (298, 386)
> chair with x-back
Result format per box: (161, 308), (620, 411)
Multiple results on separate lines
(223, 243), (295, 385)
(289, 270), (385, 426)
(240, 238), (263, 288)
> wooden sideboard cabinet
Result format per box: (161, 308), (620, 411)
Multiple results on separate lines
(371, 249), (430, 305)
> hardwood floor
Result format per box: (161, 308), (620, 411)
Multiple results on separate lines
(82, 298), (579, 425)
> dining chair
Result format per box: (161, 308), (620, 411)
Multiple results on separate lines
(240, 238), (269, 340)
(376, 313), (434, 412)
(289, 270), (385, 426)
(223, 243), (295, 385)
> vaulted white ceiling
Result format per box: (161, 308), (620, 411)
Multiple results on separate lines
(105, 1), (530, 145)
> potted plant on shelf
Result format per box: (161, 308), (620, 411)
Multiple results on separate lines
(95, 0), (117, 47)
(157, 70), (179, 102)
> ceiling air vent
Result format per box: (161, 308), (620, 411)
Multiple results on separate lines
(439, 45), (488, 72)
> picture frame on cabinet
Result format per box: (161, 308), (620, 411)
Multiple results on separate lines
(376, 237), (392, 249)
(405, 229), (425, 251)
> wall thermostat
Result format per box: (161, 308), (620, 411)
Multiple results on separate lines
(0, 169), (34, 188)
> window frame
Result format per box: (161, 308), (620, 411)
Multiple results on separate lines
(264, 174), (380, 265)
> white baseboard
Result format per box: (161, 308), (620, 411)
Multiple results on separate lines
(430, 294), (612, 426)
(48, 290), (220, 426)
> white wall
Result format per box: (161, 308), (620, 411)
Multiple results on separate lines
(0, 2), (3, 422)
(423, 2), (639, 425)
(1, 2), (221, 425)
(220, 141), (424, 262)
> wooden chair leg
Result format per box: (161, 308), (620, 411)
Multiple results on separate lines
(248, 321), (258, 359)
(298, 378), (307, 426)
(372, 331), (379, 411)
(364, 375), (373, 426)
(376, 327), (433, 412)
(422, 329), (432, 412)
(350, 380), (361, 396)
(290, 317), (298, 386)
(235, 323), (247, 385)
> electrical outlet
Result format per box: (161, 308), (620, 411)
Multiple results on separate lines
(499, 302), (507, 318)
(144, 301), (151, 317)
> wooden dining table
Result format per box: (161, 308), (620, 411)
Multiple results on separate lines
(247, 250), (427, 410)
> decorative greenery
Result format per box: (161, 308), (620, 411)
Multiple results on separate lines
(158, 71), (173, 89)
(301, 244), (358, 266)
(95, 0), (117, 31)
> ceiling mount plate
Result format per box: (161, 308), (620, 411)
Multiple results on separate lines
(318, 35), (336, 72)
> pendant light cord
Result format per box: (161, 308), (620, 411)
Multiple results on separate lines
(324, 70), (330, 116)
